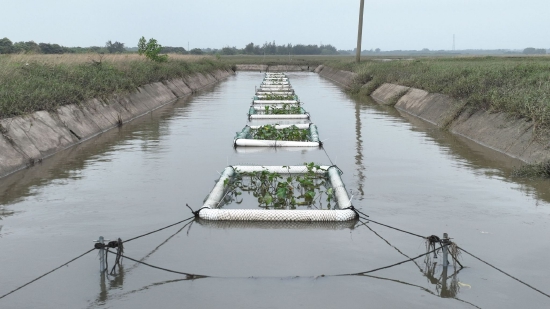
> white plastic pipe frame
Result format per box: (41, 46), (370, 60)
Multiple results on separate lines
(252, 100), (300, 105)
(234, 123), (321, 147)
(256, 91), (295, 96)
(250, 105), (300, 111)
(256, 91), (295, 95)
(254, 95), (298, 100)
(260, 85), (293, 88)
(199, 166), (357, 221)
(262, 81), (290, 85)
(260, 85), (293, 89)
(250, 114), (310, 119)
(196, 218), (356, 230)
(248, 106), (310, 119)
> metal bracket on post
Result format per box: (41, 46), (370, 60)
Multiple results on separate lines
(442, 233), (450, 267)
(93, 236), (109, 274)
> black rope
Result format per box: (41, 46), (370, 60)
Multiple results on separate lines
(458, 246), (550, 299)
(339, 246), (443, 276)
(322, 146), (334, 166)
(342, 206), (366, 220)
(352, 207), (369, 218)
(111, 246), (444, 280)
(357, 215), (426, 239)
(185, 204), (208, 217)
(0, 248), (95, 300)
(106, 249), (206, 279)
(124, 216), (194, 243)
(110, 238), (124, 275)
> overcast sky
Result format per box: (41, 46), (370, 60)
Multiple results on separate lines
(2, 0), (548, 51)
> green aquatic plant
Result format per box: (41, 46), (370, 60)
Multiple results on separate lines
(263, 104), (302, 115)
(251, 124), (309, 141)
(259, 94), (296, 100)
(223, 162), (335, 209)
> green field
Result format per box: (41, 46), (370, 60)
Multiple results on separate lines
(0, 54), (232, 119)
(327, 56), (550, 134)
(2, 54), (549, 135)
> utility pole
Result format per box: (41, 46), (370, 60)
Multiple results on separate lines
(453, 35), (455, 51)
(356, 0), (365, 63)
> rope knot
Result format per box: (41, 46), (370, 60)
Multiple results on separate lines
(186, 204), (208, 217)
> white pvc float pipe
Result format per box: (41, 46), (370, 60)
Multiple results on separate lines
(235, 140), (320, 147)
(262, 81), (290, 85)
(327, 167), (351, 209)
(253, 100), (299, 104)
(196, 219), (356, 230)
(249, 114), (310, 119)
(256, 91), (295, 95)
(248, 124), (310, 129)
(199, 209), (356, 221)
(234, 146), (317, 154)
(202, 166), (235, 208)
(234, 165), (330, 174)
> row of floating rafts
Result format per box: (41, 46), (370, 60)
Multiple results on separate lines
(198, 72), (356, 222)
(249, 73), (309, 120)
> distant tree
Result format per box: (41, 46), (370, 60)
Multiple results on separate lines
(105, 40), (125, 53)
(244, 42), (254, 54)
(190, 48), (204, 55)
(39, 43), (64, 54)
(23, 41), (40, 53)
(160, 46), (187, 54)
(89, 46), (103, 53)
(375, 48), (381, 53)
(0, 37), (13, 54)
(221, 46), (236, 55)
(137, 36), (168, 62)
(523, 47), (546, 55)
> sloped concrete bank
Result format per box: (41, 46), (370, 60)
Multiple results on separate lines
(235, 64), (315, 72)
(316, 65), (358, 89)
(315, 65), (550, 164)
(0, 69), (235, 178)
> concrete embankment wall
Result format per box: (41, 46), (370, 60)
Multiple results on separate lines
(235, 64), (315, 72)
(0, 69), (235, 178)
(315, 65), (550, 164)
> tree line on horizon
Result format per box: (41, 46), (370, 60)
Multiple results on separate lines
(0, 37), (339, 56)
(2, 37), (546, 56)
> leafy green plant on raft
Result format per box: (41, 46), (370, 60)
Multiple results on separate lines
(263, 104), (302, 114)
(222, 163), (335, 209)
(251, 125), (309, 141)
(138, 36), (168, 62)
(260, 94), (296, 100)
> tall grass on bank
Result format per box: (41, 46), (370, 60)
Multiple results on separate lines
(0, 54), (230, 118)
(327, 57), (550, 134)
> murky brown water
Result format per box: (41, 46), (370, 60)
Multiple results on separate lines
(1, 72), (549, 308)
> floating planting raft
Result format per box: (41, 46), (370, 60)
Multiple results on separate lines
(256, 91), (295, 95)
(198, 165), (356, 222)
(234, 123), (321, 147)
(248, 105), (310, 119)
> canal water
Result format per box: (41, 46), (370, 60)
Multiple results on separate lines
(1, 72), (549, 308)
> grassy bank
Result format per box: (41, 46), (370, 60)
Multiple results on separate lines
(325, 56), (550, 134)
(0, 54), (232, 118)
